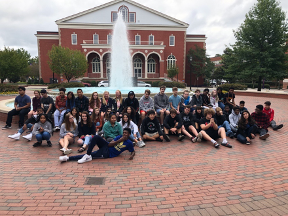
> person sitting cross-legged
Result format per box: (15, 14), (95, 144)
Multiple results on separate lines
(215, 107), (234, 138)
(229, 106), (241, 134)
(263, 101), (283, 131)
(141, 110), (163, 142)
(59, 114), (78, 154)
(236, 110), (257, 145)
(59, 128), (135, 163)
(251, 105), (270, 140)
(180, 105), (202, 143)
(199, 108), (232, 148)
(163, 109), (185, 142)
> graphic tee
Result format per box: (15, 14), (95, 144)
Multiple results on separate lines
(109, 136), (135, 158)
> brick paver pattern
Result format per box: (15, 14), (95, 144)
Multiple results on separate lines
(0, 95), (288, 216)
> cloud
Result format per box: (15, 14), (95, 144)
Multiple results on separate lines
(0, 0), (287, 58)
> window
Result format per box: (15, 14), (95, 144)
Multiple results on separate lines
(106, 57), (111, 78)
(71, 34), (77, 45)
(92, 57), (101, 73)
(169, 36), (175, 46)
(167, 55), (176, 69)
(129, 13), (135, 23)
(107, 34), (112, 45)
(119, 6), (128, 22)
(112, 12), (118, 22)
(135, 35), (141, 45)
(147, 58), (156, 73)
(93, 34), (99, 44)
(149, 35), (154, 45)
(134, 57), (142, 78)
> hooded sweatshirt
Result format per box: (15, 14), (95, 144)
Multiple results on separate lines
(191, 95), (203, 107)
(32, 121), (53, 135)
(154, 93), (169, 110)
(124, 91), (139, 111)
(139, 95), (154, 111)
(141, 117), (163, 135)
(163, 114), (182, 129)
(229, 109), (241, 128)
(180, 95), (192, 109)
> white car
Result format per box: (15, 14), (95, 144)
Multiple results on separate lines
(98, 80), (109, 87)
(137, 81), (151, 87)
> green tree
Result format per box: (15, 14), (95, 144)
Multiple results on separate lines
(211, 66), (225, 85)
(48, 45), (88, 82)
(233, 0), (288, 91)
(187, 45), (214, 87)
(167, 66), (179, 80)
(0, 47), (30, 83)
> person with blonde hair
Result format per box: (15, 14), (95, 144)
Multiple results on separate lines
(100, 91), (113, 118)
(113, 90), (124, 120)
(209, 90), (218, 110)
(88, 92), (101, 114)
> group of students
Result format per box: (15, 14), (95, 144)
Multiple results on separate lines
(3, 85), (284, 164)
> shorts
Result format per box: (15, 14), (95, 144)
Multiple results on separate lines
(156, 109), (162, 115)
(140, 110), (147, 115)
(145, 132), (159, 137)
(206, 129), (220, 140)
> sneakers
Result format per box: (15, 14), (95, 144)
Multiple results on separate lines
(221, 142), (232, 148)
(163, 134), (170, 142)
(8, 133), (20, 140)
(53, 126), (60, 132)
(155, 137), (163, 142)
(273, 124), (283, 130)
(246, 141), (251, 145)
(191, 136), (198, 143)
(259, 133), (269, 140)
(137, 140), (146, 148)
(22, 133), (32, 141)
(78, 154), (92, 164)
(33, 142), (42, 147)
(63, 149), (73, 155)
(47, 141), (52, 147)
(214, 142), (220, 148)
(2, 125), (11, 130)
(197, 132), (202, 142)
(60, 148), (65, 152)
(178, 134), (185, 141)
(59, 155), (69, 162)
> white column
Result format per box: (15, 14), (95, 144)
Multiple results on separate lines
(100, 60), (104, 78)
(145, 59), (148, 79)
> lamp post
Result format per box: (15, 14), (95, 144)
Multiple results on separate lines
(189, 56), (193, 91)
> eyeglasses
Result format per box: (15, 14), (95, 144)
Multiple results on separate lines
(69, 117), (74, 119)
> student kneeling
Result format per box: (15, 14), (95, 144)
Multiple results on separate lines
(163, 109), (185, 142)
(59, 128), (135, 163)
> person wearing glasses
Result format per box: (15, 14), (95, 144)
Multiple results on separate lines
(40, 89), (54, 120)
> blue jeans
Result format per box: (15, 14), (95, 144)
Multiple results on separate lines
(129, 132), (141, 141)
(96, 122), (100, 126)
(218, 102), (225, 110)
(218, 121), (232, 135)
(84, 135), (92, 145)
(237, 125), (257, 144)
(36, 132), (51, 142)
(18, 123), (33, 134)
(54, 109), (66, 127)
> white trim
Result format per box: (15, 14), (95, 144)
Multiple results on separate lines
(147, 51), (161, 61)
(169, 35), (175, 46)
(147, 58), (156, 73)
(132, 51), (147, 61)
(71, 33), (77, 45)
(186, 37), (207, 43)
(101, 51), (111, 59)
(86, 50), (102, 60)
(34, 34), (59, 40)
(81, 44), (165, 49)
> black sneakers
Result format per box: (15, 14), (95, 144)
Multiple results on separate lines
(163, 134), (170, 142)
(33, 142), (42, 147)
(2, 125), (11, 130)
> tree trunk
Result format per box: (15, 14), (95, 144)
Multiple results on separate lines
(257, 76), (262, 91)
(252, 79), (254, 88)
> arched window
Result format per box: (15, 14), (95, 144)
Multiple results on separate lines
(147, 58), (156, 73)
(119, 6), (128, 22)
(167, 54), (176, 69)
(92, 57), (101, 73)
(134, 57), (142, 78)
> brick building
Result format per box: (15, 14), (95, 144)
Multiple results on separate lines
(35, 0), (207, 85)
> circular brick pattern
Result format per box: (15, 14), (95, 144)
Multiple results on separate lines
(0, 95), (287, 215)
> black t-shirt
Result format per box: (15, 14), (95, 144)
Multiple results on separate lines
(224, 93), (235, 104)
(41, 96), (54, 112)
(218, 93), (225, 102)
(180, 112), (195, 127)
(200, 117), (218, 134)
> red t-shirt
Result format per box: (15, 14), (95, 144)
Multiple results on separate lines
(263, 108), (274, 122)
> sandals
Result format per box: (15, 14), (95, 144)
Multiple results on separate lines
(221, 142), (232, 148)
(214, 142), (220, 148)
(78, 146), (86, 153)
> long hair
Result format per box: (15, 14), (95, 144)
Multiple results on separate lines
(64, 113), (76, 131)
(91, 107), (100, 123)
(80, 111), (92, 127)
(89, 92), (101, 109)
(104, 107), (112, 121)
(238, 110), (255, 130)
(115, 90), (123, 104)
(66, 91), (75, 109)
(122, 113), (131, 127)
(70, 107), (79, 123)
(122, 106), (135, 118)
(211, 90), (219, 102)
(102, 91), (109, 106)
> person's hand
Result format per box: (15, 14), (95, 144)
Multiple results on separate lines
(220, 111), (223, 115)
(33, 111), (38, 115)
(16, 107), (20, 111)
(160, 136), (163, 140)
(210, 118), (214, 123)
(170, 128), (177, 134)
(251, 133), (255, 139)
(246, 137), (251, 142)
(177, 110), (180, 114)
(39, 127), (44, 133)
(68, 132), (73, 137)
(163, 109), (166, 112)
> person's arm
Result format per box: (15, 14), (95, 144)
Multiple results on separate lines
(131, 121), (139, 134)
(200, 120), (212, 130)
(44, 122), (53, 134)
(139, 98), (144, 111)
(129, 151), (135, 160)
(55, 97), (59, 110)
(32, 123), (40, 135)
(191, 96), (196, 107)
(163, 116), (170, 129)
(154, 96), (160, 110)
(263, 115), (270, 129)
(165, 95), (169, 110)
(46, 98), (53, 114)
(135, 99), (139, 112)
(140, 119), (146, 135)
(176, 100), (180, 112)
(155, 119), (163, 136)
(211, 119), (218, 130)
(176, 116), (182, 129)
(108, 136), (126, 147)
(118, 123), (123, 136)
(150, 98), (154, 110)
(59, 124), (67, 138)
(270, 109), (274, 122)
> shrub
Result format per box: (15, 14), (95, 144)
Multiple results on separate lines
(151, 81), (186, 88)
(82, 80), (98, 87)
(0, 84), (19, 93)
(48, 82), (84, 89)
(39, 78), (44, 84)
(151, 81), (162, 87)
(219, 83), (247, 91)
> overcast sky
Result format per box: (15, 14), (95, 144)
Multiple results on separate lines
(0, 0), (287, 58)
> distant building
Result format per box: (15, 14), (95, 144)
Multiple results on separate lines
(35, 0), (207, 85)
(210, 56), (222, 68)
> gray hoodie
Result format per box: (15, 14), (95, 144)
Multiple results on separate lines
(139, 95), (154, 111)
(154, 93), (169, 110)
(229, 109), (241, 128)
(60, 123), (78, 138)
(32, 121), (53, 135)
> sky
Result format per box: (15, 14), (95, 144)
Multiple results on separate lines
(0, 0), (287, 58)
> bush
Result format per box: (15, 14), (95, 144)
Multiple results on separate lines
(151, 81), (162, 87)
(219, 83), (247, 91)
(0, 84), (19, 93)
(47, 82), (84, 89)
(160, 81), (186, 88)
(82, 80), (98, 87)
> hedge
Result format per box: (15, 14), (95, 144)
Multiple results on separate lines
(242, 83), (270, 89)
(47, 82), (84, 89)
(0, 84), (19, 93)
(82, 80), (99, 87)
(218, 83), (247, 91)
(151, 81), (186, 88)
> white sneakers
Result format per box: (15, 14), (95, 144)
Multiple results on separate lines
(197, 132), (202, 142)
(63, 149), (73, 155)
(137, 140), (146, 148)
(22, 133), (32, 141)
(77, 154), (92, 164)
(8, 133), (20, 140)
(59, 155), (69, 162)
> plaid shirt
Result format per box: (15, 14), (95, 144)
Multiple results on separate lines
(251, 112), (270, 129)
(75, 96), (89, 112)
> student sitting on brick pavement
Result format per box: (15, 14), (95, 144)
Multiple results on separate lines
(263, 101), (283, 131)
(59, 113), (79, 155)
(154, 86), (170, 126)
(40, 89), (54, 121)
(88, 92), (101, 115)
(66, 91), (76, 114)
(163, 109), (185, 142)
(139, 89), (154, 121)
(214, 107), (234, 138)
(251, 105), (270, 140)
(179, 90), (194, 113)
(193, 106), (204, 130)
(122, 106), (137, 124)
(113, 90), (124, 121)
(102, 112), (123, 143)
(180, 105), (202, 143)
(224, 87), (236, 110)
(77, 111), (96, 153)
(70, 107), (80, 125)
(191, 89), (203, 108)
(169, 87), (181, 114)
(223, 105), (232, 123)
(124, 91), (140, 124)
(141, 110), (163, 142)
(236, 110), (257, 145)
(54, 88), (67, 131)
(201, 88), (210, 108)
(239, 101), (247, 114)
(8, 107), (44, 141)
(2, 86), (31, 130)
(217, 87), (225, 110)
(91, 107), (103, 133)
(59, 128), (135, 163)
(100, 91), (114, 118)
(229, 106), (241, 134)
(209, 90), (219, 110)
(32, 114), (53, 147)
(199, 108), (232, 148)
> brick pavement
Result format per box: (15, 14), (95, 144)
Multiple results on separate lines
(0, 95), (288, 216)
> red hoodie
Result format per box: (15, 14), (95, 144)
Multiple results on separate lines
(263, 108), (274, 122)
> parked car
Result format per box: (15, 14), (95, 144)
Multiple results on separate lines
(137, 81), (151, 87)
(98, 80), (109, 87)
(70, 80), (91, 87)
